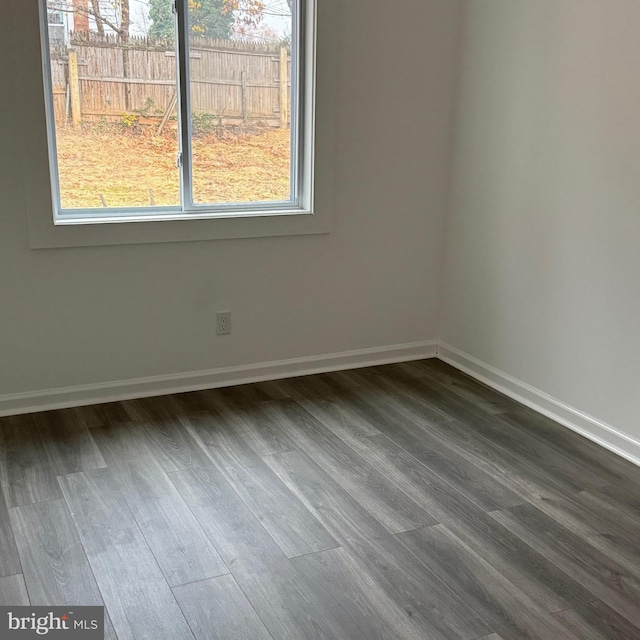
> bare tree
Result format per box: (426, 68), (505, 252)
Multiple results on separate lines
(49, 1), (133, 107)
(89, 0), (104, 35)
(49, 1), (130, 42)
(90, 0), (131, 43)
(119, 0), (130, 43)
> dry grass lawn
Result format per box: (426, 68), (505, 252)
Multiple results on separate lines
(56, 127), (291, 209)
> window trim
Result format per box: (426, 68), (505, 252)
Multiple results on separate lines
(26, 0), (336, 248)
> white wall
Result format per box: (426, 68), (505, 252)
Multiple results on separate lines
(441, 0), (640, 454)
(0, 1), (462, 406)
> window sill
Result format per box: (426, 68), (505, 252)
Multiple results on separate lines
(54, 205), (307, 227)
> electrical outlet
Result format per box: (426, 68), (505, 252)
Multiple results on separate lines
(216, 312), (231, 335)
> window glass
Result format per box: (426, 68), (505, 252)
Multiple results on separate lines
(187, 1), (293, 205)
(45, 1), (181, 210)
(42, 0), (299, 215)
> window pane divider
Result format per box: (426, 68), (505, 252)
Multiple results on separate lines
(175, 0), (193, 212)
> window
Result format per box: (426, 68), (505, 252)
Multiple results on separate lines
(48, 11), (64, 25)
(39, 0), (313, 224)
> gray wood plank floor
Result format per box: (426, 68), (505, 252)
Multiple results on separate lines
(1, 359), (640, 639)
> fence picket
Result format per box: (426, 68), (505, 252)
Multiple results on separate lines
(50, 34), (291, 129)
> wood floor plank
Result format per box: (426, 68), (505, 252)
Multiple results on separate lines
(335, 368), (454, 426)
(591, 483), (640, 526)
(552, 599), (640, 640)
(36, 405), (105, 431)
(169, 463), (367, 640)
(207, 380), (290, 406)
(83, 401), (131, 427)
(491, 503), (640, 628)
(172, 381), (287, 416)
(173, 575), (272, 640)
(263, 449), (492, 640)
(269, 374), (345, 403)
(0, 574), (29, 606)
(32, 409), (106, 475)
(426, 418), (580, 502)
(496, 404), (640, 487)
(337, 432), (592, 613)
(183, 410), (338, 558)
(171, 390), (214, 415)
(119, 398), (211, 472)
(497, 410), (631, 489)
(576, 489), (640, 536)
(9, 499), (118, 639)
(0, 415), (63, 507)
(58, 469), (194, 640)
(371, 413), (523, 512)
(343, 369), (581, 502)
(599, 480), (640, 507)
(376, 360), (441, 380)
(527, 490), (640, 579)
(374, 371), (609, 496)
(199, 396), (298, 457)
(0, 486), (20, 577)
(177, 381), (289, 415)
(275, 375), (382, 438)
(438, 501), (594, 613)
(329, 371), (531, 510)
(10, 499), (106, 607)
(409, 375), (612, 493)
(295, 399), (382, 448)
(258, 400), (437, 533)
(397, 524), (583, 640)
(290, 547), (427, 640)
(91, 422), (229, 587)
(328, 431), (480, 518)
(415, 359), (523, 415)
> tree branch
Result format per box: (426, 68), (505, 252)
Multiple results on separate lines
(47, 1), (125, 37)
(90, 0), (104, 35)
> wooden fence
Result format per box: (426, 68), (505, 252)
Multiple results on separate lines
(51, 33), (291, 129)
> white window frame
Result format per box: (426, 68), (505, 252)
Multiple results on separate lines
(25, 0), (337, 248)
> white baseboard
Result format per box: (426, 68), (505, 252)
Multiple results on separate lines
(0, 341), (438, 418)
(437, 343), (640, 468)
